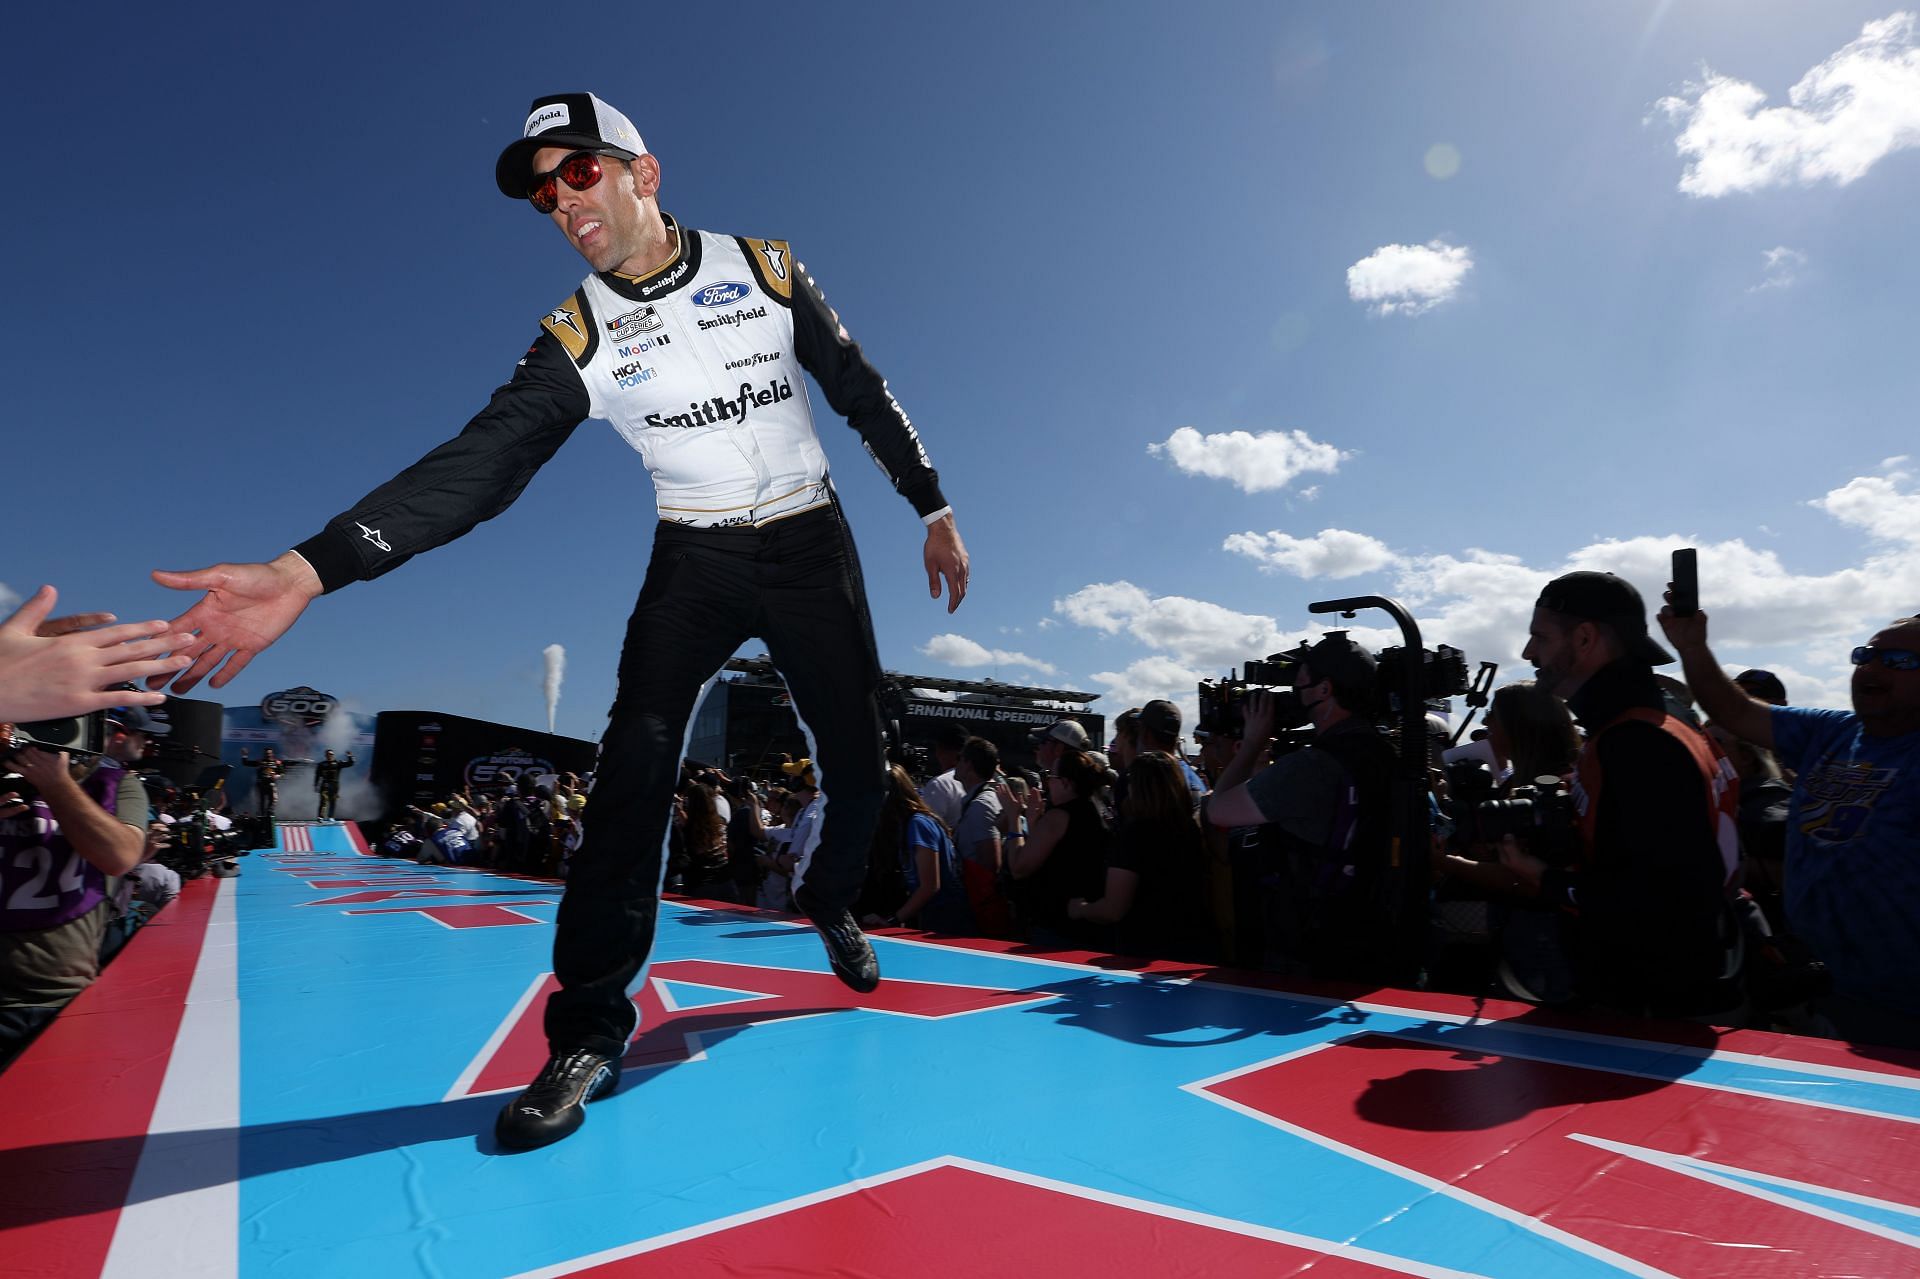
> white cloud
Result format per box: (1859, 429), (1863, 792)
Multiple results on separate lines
(1053, 470), (1920, 714)
(1055, 582), (1294, 669)
(1054, 581), (1153, 635)
(1749, 245), (1808, 291)
(1345, 240), (1473, 316)
(1148, 426), (1348, 494)
(1657, 13), (1920, 197)
(1086, 655), (1208, 732)
(0, 581), (18, 614)
(918, 632), (1060, 677)
(1813, 469), (1920, 543)
(1223, 528), (1400, 579)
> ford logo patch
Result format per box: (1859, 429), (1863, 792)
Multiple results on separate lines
(692, 281), (752, 307)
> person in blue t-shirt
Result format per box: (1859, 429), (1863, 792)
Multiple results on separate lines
(862, 765), (974, 934)
(1662, 607), (1920, 1048)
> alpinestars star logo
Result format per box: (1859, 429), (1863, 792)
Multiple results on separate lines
(546, 304), (585, 340)
(356, 523), (391, 552)
(758, 242), (789, 282)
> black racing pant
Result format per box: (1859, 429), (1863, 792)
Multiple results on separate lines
(317, 789), (339, 821)
(544, 500), (888, 1058)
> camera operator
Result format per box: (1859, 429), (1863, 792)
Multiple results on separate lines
(1205, 634), (1400, 983)
(1502, 572), (1739, 1020)
(1661, 607), (1920, 1047)
(0, 707), (159, 1069)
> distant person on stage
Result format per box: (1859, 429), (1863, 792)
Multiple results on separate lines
(311, 749), (355, 822)
(239, 747), (286, 819)
(149, 92), (969, 1149)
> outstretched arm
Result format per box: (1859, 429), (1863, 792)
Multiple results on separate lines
(150, 552), (323, 692)
(0, 586), (193, 719)
(1657, 604), (1773, 748)
(923, 513), (970, 613)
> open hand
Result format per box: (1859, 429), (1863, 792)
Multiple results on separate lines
(150, 552), (323, 692)
(0, 586), (193, 721)
(923, 513), (970, 614)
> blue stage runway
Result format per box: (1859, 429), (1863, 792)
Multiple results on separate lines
(2, 821), (1916, 1277)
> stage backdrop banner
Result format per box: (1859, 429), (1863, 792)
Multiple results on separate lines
(220, 696), (377, 820)
(371, 710), (598, 816)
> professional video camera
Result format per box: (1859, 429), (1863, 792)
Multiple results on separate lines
(1442, 760), (1579, 862)
(155, 812), (253, 880)
(1200, 639), (1477, 744)
(1, 717), (109, 806)
(1373, 644), (1472, 717)
(1196, 648), (1312, 740)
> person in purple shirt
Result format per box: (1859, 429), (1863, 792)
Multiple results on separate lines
(1663, 608), (1920, 1048)
(1, 708), (158, 1067)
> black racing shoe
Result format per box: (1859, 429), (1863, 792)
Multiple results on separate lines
(794, 885), (881, 993)
(493, 1049), (619, 1151)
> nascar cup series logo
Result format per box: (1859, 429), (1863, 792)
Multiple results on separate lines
(606, 305), (663, 340)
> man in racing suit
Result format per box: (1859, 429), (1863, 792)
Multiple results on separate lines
(239, 747), (285, 819)
(150, 92), (971, 1151)
(311, 749), (354, 822)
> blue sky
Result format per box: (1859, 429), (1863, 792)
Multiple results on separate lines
(8, 2), (1919, 739)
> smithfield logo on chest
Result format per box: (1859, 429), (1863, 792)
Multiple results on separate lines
(606, 305), (663, 339)
(644, 376), (793, 429)
(692, 281), (752, 307)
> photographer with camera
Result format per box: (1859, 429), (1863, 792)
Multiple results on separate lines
(1502, 572), (1739, 1020)
(1660, 606), (1920, 1048)
(1205, 634), (1400, 983)
(0, 706), (161, 1070)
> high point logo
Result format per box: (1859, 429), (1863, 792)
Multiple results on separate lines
(606, 305), (663, 340)
(692, 281), (752, 308)
(612, 361), (657, 389)
(645, 376), (793, 430)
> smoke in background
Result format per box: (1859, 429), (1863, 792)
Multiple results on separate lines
(544, 644), (566, 735)
(270, 702), (379, 822)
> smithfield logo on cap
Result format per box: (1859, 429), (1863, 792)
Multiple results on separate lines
(692, 281), (752, 308)
(526, 104), (571, 137)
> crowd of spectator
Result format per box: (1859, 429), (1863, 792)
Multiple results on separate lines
(0, 705), (258, 1072)
(360, 573), (1919, 1055)
(378, 773), (590, 876)
(7, 568), (1916, 1071)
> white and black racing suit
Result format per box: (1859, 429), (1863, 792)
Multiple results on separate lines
(292, 216), (948, 1057)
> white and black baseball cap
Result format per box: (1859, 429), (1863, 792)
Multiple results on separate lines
(495, 92), (647, 199)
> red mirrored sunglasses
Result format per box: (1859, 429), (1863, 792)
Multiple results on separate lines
(527, 150), (621, 215)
